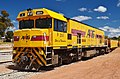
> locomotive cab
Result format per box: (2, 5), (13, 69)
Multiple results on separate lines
(14, 8), (53, 47)
(14, 8), (67, 47)
(14, 18), (52, 47)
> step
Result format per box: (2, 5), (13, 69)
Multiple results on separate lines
(46, 52), (52, 54)
(0, 50), (13, 53)
(46, 64), (52, 66)
(46, 58), (52, 60)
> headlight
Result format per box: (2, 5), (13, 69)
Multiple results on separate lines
(28, 12), (33, 16)
(43, 32), (46, 36)
(13, 50), (17, 54)
(39, 51), (44, 55)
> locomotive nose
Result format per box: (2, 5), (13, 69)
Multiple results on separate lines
(14, 29), (49, 47)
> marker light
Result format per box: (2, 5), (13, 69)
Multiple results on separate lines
(14, 36), (19, 41)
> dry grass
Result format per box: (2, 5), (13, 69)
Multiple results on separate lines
(0, 41), (12, 45)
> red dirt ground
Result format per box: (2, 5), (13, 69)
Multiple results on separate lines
(0, 65), (11, 73)
(27, 48), (120, 79)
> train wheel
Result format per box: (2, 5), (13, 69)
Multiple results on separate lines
(67, 57), (73, 63)
(106, 47), (111, 54)
(58, 56), (63, 66)
(77, 52), (82, 61)
(101, 49), (105, 55)
(34, 65), (41, 72)
(95, 50), (100, 56)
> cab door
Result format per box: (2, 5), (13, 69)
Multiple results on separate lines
(53, 19), (67, 47)
(77, 33), (82, 44)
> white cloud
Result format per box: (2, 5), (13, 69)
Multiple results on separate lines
(94, 6), (107, 12)
(5, 27), (16, 33)
(12, 20), (17, 23)
(78, 8), (87, 12)
(117, 0), (120, 7)
(97, 16), (109, 20)
(72, 16), (92, 21)
(99, 26), (120, 33)
(108, 32), (120, 37)
(99, 26), (120, 37)
(78, 8), (93, 13)
(11, 20), (18, 30)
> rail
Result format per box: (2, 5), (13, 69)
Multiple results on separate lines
(0, 50), (13, 53)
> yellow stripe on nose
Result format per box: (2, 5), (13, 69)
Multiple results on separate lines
(30, 48), (43, 66)
(33, 48), (46, 65)
(38, 47), (46, 59)
(14, 47), (25, 62)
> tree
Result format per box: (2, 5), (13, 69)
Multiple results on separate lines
(0, 22), (6, 36)
(118, 36), (120, 41)
(1, 10), (9, 17)
(105, 36), (108, 39)
(112, 37), (117, 40)
(0, 10), (13, 37)
(5, 31), (13, 42)
(110, 37), (118, 40)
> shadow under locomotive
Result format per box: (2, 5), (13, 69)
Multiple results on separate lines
(6, 48), (117, 72)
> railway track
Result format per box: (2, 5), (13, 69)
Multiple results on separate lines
(0, 51), (12, 65)
(0, 61), (12, 65)
(0, 60), (41, 79)
(0, 52), (37, 79)
(0, 70), (27, 79)
(0, 59), (39, 79)
(0, 69), (37, 79)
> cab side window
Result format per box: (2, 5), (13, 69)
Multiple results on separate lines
(54, 19), (58, 31)
(54, 19), (67, 32)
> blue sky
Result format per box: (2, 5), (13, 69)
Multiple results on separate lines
(0, 0), (120, 37)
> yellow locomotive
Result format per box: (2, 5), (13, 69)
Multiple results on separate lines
(12, 8), (117, 71)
